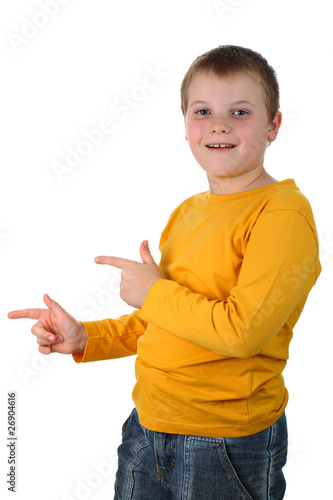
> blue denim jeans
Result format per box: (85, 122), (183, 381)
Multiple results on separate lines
(114, 408), (288, 499)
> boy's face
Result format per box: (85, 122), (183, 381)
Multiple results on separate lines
(184, 70), (281, 194)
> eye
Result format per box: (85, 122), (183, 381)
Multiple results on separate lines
(195, 109), (210, 116)
(233, 109), (248, 116)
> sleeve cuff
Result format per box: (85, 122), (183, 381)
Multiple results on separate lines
(72, 321), (111, 363)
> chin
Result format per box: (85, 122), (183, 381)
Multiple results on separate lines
(203, 166), (239, 178)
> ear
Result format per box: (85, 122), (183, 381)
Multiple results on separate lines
(268, 111), (282, 143)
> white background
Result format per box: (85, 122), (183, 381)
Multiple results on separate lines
(1, 0), (332, 498)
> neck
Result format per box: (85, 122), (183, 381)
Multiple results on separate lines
(207, 168), (278, 195)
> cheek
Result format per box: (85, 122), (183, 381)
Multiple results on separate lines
(240, 124), (269, 153)
(188, 125), (207, 150)
(186, 117), (205, 135)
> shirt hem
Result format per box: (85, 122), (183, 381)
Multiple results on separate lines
(136, 400), (288, 438)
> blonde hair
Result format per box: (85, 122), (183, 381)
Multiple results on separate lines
(181, 45), (280, 122)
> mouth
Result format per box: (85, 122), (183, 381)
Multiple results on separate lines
(206, 144), (236, 149)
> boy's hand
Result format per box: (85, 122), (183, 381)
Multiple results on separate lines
(8, 294), (87, 355)
(94, 240), (164, 309)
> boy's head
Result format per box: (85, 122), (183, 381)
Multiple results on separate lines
(181, 45), (279, 122)
(181, 45), (282, 194)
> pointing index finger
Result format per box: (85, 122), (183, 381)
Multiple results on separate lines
(94, 256), (130, 269)
(8, 308), (45, 320)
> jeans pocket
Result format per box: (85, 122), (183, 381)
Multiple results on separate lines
(219, 441), (255, 499)
(184, 435), (254, 499)
(221, 421), (288, 500)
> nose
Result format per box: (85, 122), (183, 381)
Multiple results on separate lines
(211, 115), (230, 134)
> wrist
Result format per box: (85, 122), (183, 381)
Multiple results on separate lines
(77, 322), (88, 353)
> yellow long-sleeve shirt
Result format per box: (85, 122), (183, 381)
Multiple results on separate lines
(74, 179), (321, 437)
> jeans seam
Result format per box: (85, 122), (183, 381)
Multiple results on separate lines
(272, 447), (288, 462)
(267, 420), (274, 499)
(183, 437), (190, 500)
(125, 427), (150, 499)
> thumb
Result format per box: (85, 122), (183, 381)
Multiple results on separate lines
(140, 240), (156, 265)
(43, 293), (63, 312)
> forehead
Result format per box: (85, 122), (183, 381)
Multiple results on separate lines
(187, 70), (265, 106)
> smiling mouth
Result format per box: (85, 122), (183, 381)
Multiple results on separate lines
(206, 144), (236, 149)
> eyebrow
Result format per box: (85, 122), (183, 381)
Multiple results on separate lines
(232, 100), (256, 107)
(189, 99), (256, 108)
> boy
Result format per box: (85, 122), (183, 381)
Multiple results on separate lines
(8, 45), (321, 499)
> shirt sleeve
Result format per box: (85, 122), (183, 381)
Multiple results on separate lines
(72, 309), (147, 363)
(140, 210), (321, 358)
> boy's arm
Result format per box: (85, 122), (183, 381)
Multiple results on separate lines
(140, 210), (321, 358)
(73, 308), (147, 363)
